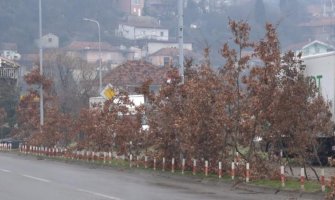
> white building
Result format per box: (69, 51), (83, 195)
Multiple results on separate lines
(117, 16), (169, 41)
(302, 40), (335, 56)
(36, 33), (59, 49)
(303, 52), (335, 121)
(1, 50), (21, 61)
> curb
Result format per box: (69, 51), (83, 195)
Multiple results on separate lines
(235, 183), (325, 199)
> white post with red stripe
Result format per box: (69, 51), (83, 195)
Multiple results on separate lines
(281, 166), (285, 187)
(300, 167), (305, 191)
(92, 151), (95, 162)
(129, 154), (133, 168)
(109, 152), (112, 164)
(246, 163), (250, 183)
(171, 158), (175, 173)
(193, 159), (196, 175)
(162, 157), (165, 171)
(321, 168), (325, 192)
(145, 156), (148, 169)
(136, 156), (139, 168)
(231, 162), (235, 180)
(205, 160), (208, 176)
(219, 161), (222, 178)
(154, 157), (157, 171)
(182, 158), (185, 175)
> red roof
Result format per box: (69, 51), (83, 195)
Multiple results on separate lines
(150, 48), (196, 57)
(103, 60), (170, 87)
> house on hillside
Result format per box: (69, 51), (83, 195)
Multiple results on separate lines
(116, 16), (169, 41)
(35, 33), (59, 49)
(116, 0), (145, 16)
(1, 43), (21, 61)
(147, 47), (196, 67)
(66, 41), (125, 68)
(102, 60), (170, 94)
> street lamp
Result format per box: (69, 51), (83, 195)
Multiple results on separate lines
(83, 17), (102, 92)
(39, 0), (44, 126)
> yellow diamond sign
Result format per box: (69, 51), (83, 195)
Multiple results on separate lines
(100, 84), (116, 100)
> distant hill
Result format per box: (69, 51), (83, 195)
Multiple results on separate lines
(0, 0), (123, 52)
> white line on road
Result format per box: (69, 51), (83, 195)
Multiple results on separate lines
(22, 174), (51, 183)
(0, 168), (11, 173)
(76, 188), (122, 200)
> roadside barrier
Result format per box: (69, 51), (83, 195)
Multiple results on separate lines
(129, 154), (133, 168)
(136, 156), (139, 168)
(171, 158), (175, 173)
(144, 156), (148, 169)
(193, 159), (196, 175)
(281, 166), (285, 187)
(153, 157), (156, 171)
(10, 146), (332, 191)
(231, 162), (235, 180)
(321, 168), (325, 192)
(162, 157), (165, 171)
(218, 162), (222, 178)
(182, 158), (185, 174)
(300, 168), (305, 191)
(246, 163), (250, 183)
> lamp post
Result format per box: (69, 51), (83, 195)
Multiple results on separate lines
(178, 0), (184, 84)
(39, 0), (44, 126)
(83, 18), (102, 92)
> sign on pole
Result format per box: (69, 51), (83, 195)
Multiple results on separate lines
(100, 84), (116, 100)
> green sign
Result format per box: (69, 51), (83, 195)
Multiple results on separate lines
(310, 75), (322, 90)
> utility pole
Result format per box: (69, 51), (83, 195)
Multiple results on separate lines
(39, 0), (44, 126)
(83, 18), (102, 92)
(178, 0), (184, 84)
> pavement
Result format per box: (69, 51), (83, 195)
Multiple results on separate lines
(0, 152), (326, 200)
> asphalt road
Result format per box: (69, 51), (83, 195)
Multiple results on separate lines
(0, 153), (322, 200)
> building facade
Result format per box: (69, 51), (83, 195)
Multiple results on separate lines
(36, 33), (59, 49)
(303, 52), (335, 121)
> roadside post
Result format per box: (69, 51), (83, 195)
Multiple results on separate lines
(281, 166), (285, 187)
(218, 161), (222, 178)
(300, 168), (305, 191)
(246, 163), (250, 183)
(231, 162), (235, 180)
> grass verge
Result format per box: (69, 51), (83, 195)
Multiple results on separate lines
(250, 178), (322, 193)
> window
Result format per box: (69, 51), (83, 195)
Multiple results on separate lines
(160, 31), (164, 37)
(48, 37), (53, 43)
(315, 46), (320, 53)
(163, 57), (170, 66)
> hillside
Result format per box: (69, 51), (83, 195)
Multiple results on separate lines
(0, 0), (123, 52)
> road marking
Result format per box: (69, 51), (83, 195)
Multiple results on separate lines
(22, 174), (51, 183)
(76, 188), (122, 200)
(0, 168), (11, 173)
